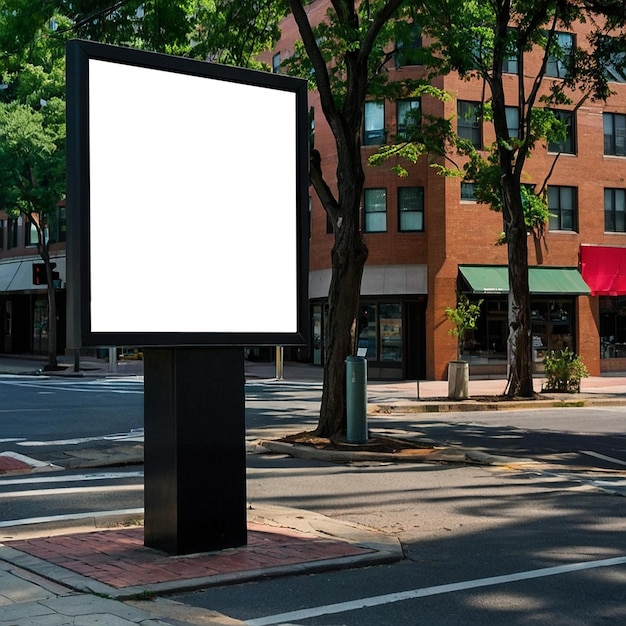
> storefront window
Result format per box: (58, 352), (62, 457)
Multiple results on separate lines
(531, 299), (573, 361)
(599, 296), (626, 358)
(380, 304), (402, 362)
(357, 303), (403, 363)
(312, 305), (323, 365)
(471, 297), (576, 363)
(358, 304), (377, 359)
(33, 297), (49, 355)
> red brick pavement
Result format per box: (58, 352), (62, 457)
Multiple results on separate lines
(0, 454), (32, 473)
(6, 524), (374, 589)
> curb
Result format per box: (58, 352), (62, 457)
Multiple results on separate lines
(368, 396), (626, 414)
(258, 439), (518, 466)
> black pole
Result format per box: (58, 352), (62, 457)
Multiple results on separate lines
(143, 347), (247, 555)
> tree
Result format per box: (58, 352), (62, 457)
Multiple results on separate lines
(0, 7), (68, 368)
(0, 100), (66, 368)
(445, 294), (483, 361)
(0, 1), (201, 366)
(198, 1), (435, 437)
(413, 0), (626, 397)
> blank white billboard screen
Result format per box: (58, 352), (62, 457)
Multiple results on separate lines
(87, 58), (299, 335)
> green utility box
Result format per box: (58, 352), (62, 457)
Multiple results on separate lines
(346, 355), (368, 443)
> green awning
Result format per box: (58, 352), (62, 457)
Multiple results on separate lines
(459, 265), (590, 295)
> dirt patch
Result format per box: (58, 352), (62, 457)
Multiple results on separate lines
(279, 431), (435, 454)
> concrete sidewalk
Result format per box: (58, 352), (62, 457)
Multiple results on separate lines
(0, 505), (401, 626)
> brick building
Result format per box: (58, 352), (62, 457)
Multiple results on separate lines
(0, 209), (66, 357)
(267, 1), (626, 380)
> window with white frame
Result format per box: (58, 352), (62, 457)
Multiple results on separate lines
(363, 188), (387, 232)
(363, 101), (385, 146)
(605, 188), (626, 232)
(398, 187), (424, 232)
(548, 185), (577, 231)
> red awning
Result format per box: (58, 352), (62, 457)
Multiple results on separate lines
(580, 245), (626, 296)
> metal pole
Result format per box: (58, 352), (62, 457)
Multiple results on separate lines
(275, 346), (284, 380)
(108, 347), (118, 374)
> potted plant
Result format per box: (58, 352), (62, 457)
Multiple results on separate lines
(542, 348), (589, 393)
(445, 293), (483, 399)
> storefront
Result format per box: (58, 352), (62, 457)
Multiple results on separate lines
(458, 265), (590, 372)
(310, 264), (428, 379)
(580, 244), (626, 364)
(0, 255), (67, 357)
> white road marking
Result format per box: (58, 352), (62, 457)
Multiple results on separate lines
(245, 556), (626, 626)
(0, 484), (143, 499)
(17, 429), (144, 447)
(0, 470), (144, 487)
(0, 378), (143, 394)
(0, 508), (143, 529)
(580, 450), (626, 467)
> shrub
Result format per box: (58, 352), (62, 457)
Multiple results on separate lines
(543, 348), (589, 393)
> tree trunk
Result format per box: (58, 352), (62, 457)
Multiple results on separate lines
(41, 242), (58, 370)
(315, 203), (368, 438)
(502, 178), (534, 397)
(490, 24), (535, 399)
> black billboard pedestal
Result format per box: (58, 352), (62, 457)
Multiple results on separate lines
(143, 347), (247, 555)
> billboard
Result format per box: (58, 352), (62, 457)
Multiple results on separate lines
(66, 40), (309, 347)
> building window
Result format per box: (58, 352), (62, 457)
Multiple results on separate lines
(364, 101), (385, 146)
(457, 101), (482, 149)
(502, 51), (519, 74)
(548, 185), (577, 231)
(461, 182), (477, 201)
(272, 52), (281, 74)
(363, 188), (387, 232)
(605, 188), (626, 232)
(547, 110), (575, 154)
(396, 99), (421, 141)
(7, 219), (18, 249)
(545, 31), (574, 78)
(25, 220), (38, 246)
(398, 187), (424, 232)
(604, 112), (626, 156)
(395, 23), (422, 67)
(600, 296), (626, 357)
(505, 106), (519, 138)
(600, 36), (626, 83)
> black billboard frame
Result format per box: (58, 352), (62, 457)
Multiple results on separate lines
(66, 39), (309, 349)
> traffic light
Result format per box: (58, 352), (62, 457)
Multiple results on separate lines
(32, 262), (57, 286)
(32, 263), (46, 285)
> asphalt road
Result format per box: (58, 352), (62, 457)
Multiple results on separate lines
(1, 374), (625, 624)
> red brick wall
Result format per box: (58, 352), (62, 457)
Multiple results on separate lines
(265, 4), (626, 379)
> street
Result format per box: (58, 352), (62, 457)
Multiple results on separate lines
(0, 374), (625, 624)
